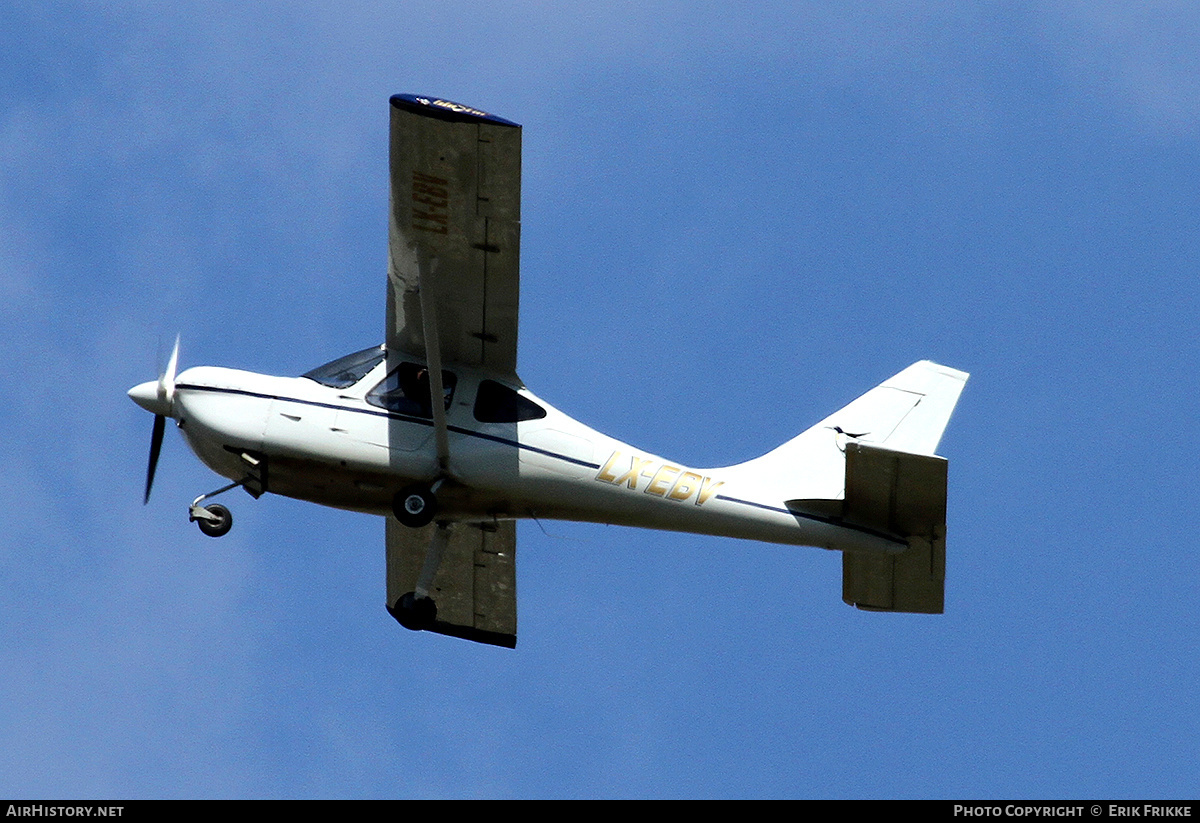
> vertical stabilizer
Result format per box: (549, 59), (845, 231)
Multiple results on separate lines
(720, 360), (968, 502)
(870, 361), (969, 455)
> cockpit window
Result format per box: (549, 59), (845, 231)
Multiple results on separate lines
(367, 363), (457, 418)
(302, 346), (386, 388)
(474, 379), (547, 423)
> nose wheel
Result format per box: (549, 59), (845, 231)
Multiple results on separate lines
(193, 503), (232, 538)
(189, 481), (243, 538)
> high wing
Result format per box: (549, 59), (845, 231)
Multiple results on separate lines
(386, 519), (517, 648)
(383, 95), (522, 648)
(386, 94), (521, 376)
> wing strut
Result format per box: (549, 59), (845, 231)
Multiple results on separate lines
(417, 256), (452, 472)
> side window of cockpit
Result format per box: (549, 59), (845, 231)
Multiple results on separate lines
(474, 380), (547, 423)
(366, 363), (456, 417)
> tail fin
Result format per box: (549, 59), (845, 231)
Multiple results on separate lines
(720, 360), (968, 499)
(719, 360), (968, 615)
(860, 360), (970, 454)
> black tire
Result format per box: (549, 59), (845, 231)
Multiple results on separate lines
(393, 485), (437, 528)
(390, 591), (437, 631)
(197, 503), (233, 537)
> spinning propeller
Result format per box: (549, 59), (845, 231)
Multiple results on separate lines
(128, 336), (180, 504)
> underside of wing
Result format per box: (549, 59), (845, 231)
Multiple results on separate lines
(386, 94), (521, 376)
(385, 518), (517, 648)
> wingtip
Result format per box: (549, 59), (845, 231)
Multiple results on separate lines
(915, 360), (970, 383)
(389, 94), (520, 128)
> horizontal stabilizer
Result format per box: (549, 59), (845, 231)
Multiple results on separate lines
(841, 442), (947, 614)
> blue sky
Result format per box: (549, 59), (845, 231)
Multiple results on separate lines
(2, 1), (1199, 798)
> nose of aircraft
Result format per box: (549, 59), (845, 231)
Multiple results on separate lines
(128, 380), (172, 416)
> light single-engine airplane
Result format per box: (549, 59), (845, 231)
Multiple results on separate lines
(128, 94), (968, 649)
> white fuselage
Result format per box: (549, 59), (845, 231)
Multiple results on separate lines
(170, 360), (900, 555)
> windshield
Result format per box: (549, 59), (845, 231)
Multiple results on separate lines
(301, 346), (386, 388)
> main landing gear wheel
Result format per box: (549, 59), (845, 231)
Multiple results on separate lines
(391, 591), (438, 631)
(393, 485), (437, 528)
(194, 503), (232, 538)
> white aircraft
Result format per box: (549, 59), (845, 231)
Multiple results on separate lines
(129, 94), (968, 648)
